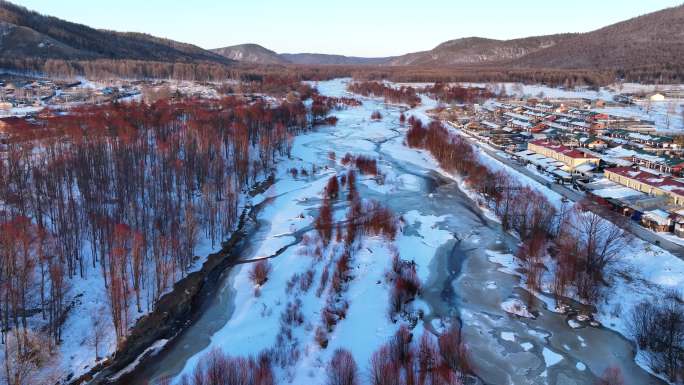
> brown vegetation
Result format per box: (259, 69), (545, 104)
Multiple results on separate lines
(405, 117), (630, 310)
(250, 260), (272, 286)
(370, 325), (469, 385)
(178, 348), (274, 385)
(347, 82), (421, 107)
(420, 83), (496, 104)
(0, 88), (322, 372)
(328, 349), (359, 385)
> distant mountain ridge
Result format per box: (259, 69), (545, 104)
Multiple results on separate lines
(0, 0), (232, 64)
(212, 44), (287, 65)
(511, 5), (684, 70)
(215, 4), (684, 73)
(210, 44), (393, 66)
(386, 35), (574, 66)
(279, 53), (392, 66)
(1, 0), (684, 81)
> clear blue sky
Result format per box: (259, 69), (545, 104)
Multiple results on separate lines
(11, 0), (684, 57)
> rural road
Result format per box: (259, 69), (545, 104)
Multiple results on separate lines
(452, 125), (684, 259)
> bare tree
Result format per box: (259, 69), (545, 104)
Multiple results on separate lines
(572, 208), (632, 280)
(630, 293), (684, 381)
(89, 307), (108, 361)
(327, 349), (359, 385)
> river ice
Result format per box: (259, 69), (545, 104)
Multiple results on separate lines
(135, 79), (671, 385)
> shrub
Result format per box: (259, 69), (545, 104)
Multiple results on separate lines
(418, 332), (440, 377)
(328, 349), (359, 385)
(390, 325), (414, 366)
(362, 201), (397, 240)
(388, 257), (421, 318)
(367, 325), (469, 385)
(180, 348), (275, 385)
(332, 252), (351, 294)
(315, 326), (329, 349)
(438, 324), (469, 375)
(300, 269), (314, 292)
(369, 344), (400, 385)
(326, 176), (340, 199)
(322, 299), (349, 332)
(315, 197), (334, 246)
(286, 273), (300, 294)
(317, 265), (330, 297)
(250, 260), (271, 286)
(281, 300), (304, 327)
(354, 155), (379, 176)
(341, 153), (354, 166)
(322, 308), (337, 331)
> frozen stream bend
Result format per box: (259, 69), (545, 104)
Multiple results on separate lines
(132, 79), (663, 385)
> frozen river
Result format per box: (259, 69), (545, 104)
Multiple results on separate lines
(129, 79), (663, 385)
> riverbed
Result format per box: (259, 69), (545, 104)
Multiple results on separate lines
(131, 79), (662, 385)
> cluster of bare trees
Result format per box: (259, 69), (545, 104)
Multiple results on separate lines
(0, 93), (317, 379)
(309, 95), (361, 126)
(351, 67), (617, 88)
(405, 117), (631, 306)
(341, 153), (381, 178)
(347, 82), (421, 108)
(179, 324), (469, 385)
(553, 204), (632, 304)
(176, 348), (274, 385)
(419, 83), (496, 104)
(388, 253), (420, 322)
(369, 325), (469, 385)
(327, 325), (469, 385)
(631, 292), (684, 382)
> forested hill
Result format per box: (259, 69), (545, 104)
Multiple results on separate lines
(510, 4), (684, 72)
(0, 1), (232, 64)
(218, 5), (684, 82)
(2, 0), (684, 83)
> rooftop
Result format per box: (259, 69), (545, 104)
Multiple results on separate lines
(606, 167), (684, 197)
(529, 139), (599, 160)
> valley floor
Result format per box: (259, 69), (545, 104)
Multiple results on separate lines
(129, 79), (681, 385)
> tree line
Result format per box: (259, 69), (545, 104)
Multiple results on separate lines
(419, 83), (497, 104)
(346, 82), (421, 107)
(3, 56), (683, 86)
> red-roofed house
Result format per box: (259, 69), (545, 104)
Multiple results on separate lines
(605, 167), (684, 206)
(527, 140), (600, 170)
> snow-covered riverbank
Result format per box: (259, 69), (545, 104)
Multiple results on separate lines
(134, 79), (673, 385)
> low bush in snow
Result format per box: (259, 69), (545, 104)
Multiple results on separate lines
(250, 259), (272, 287)
(327, 348), (359, 385)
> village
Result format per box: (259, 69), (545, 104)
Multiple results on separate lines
(0, 75), (242, 154)
(440, 93), (684, 242)
(0, 76), (146, 114)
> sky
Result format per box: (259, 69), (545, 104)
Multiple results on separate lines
(11, 0), (684, 57)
